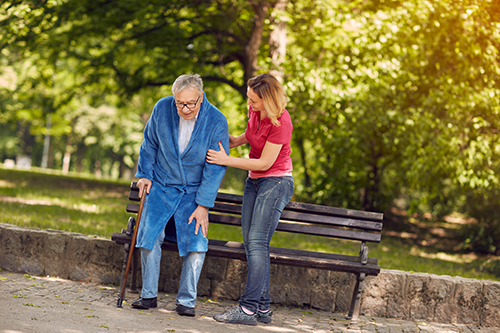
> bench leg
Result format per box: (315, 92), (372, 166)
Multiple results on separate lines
(346, 272), (365, 330)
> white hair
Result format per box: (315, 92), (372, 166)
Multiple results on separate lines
(172, 74), (203, 96)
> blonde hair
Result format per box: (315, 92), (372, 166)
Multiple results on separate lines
(247, 73), (287, 127)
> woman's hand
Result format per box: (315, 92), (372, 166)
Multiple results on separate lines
(229, 133), (248, 148)
(206, 141), (229, 165)
(229, 134), (238, 148)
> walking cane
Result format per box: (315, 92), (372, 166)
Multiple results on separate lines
(117, 184), (148, 308)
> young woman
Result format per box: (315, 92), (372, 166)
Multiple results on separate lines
(206, 73), (294, 326)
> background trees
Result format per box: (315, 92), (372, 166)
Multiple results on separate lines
(1, 0), (499, 254)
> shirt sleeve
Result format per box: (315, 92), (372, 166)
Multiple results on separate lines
(195, 112), (229, 208)
(135, 105), (159, 180)
(266, 116), (292, 145)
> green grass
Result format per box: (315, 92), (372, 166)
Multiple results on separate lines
(1, 166), (499, 281)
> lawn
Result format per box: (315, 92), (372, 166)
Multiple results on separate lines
(1, 166), (499, 281)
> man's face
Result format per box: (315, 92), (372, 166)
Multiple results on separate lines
(175, 88), (203, 120)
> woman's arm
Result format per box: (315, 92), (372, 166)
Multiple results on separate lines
(229, 133), (248, 148)
(206, 140), (282, 171)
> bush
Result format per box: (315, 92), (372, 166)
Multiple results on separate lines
(460, 187), (500, 255)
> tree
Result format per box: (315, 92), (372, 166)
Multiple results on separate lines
(0, 0), (286, 175)
(284, 0), (500, 218)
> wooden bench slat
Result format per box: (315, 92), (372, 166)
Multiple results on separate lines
(280, 211), (382, 231)
(212, 202), (382, 231)
(276, 222), (382, 243)
(126, 203), (140, 213)
(206, 239), (378, 265)
(215, 191), (383, 222)
(208, 214), (381, 242)
(285, 201), (383, 222)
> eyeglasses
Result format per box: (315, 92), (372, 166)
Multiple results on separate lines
(175, 96), (200, 110)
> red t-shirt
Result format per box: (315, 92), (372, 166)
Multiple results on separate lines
(244, 106), (293, 178)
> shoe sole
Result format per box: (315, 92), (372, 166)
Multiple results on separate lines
(213, 316), (257, 326)
(257, 317), (272, 324)
(132, 304), (157, 309)
(177, 311), (195, 317)
(226, 320), (257, 326)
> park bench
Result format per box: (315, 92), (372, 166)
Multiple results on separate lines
(112, 182), (383, 329)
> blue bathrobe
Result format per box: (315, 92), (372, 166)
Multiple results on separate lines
(134, 93), (228, 257)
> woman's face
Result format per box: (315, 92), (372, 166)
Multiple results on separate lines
(247, 87), (264, 112)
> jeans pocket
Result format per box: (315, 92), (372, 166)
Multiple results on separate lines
(265, 177), (282, 184)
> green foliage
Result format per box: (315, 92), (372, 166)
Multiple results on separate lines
(460, 187), (500, 255)
(1, 0), (500, 255)
(284, 0), (500, 216)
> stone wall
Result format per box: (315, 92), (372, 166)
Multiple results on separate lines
(1, 223), (499, 327)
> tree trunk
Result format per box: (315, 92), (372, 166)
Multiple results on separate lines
(269, 0), (287, 81)
(62, 118), (76, 174)
(297, 137), (311, 189)
(243, 1), (267, 84)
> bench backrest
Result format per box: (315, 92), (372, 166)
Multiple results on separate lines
(126, 182), (383, 245)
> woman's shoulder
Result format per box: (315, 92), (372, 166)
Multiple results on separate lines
(277, 109), (292, 128)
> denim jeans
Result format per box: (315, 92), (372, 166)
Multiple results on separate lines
(239, 176), (294, 312)
(140, 223), (206, 308)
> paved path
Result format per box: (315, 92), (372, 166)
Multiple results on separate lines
(1, 270), (498, 333)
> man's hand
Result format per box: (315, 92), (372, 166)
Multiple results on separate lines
(188, 205), (209, 238)
(137, 178), (152, 198)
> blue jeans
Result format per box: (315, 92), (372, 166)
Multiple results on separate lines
(140, 223), (206, 308)
(239, 176), (294, 312)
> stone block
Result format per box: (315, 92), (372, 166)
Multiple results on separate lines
(157, 251), (182, 293)
(306, 268), (335, 311)
(88, 237), (120, 267)
(481, 281), (500, 328)
(43, 230), (72, 279)
(311, 287), (335, 311)
(70, 264), (91, 282)
(362, 269), (407, 318)
(454, 276), (483, 325)
(406, 272), (432, 320)
(210, 278), (241, 300)
(427, 274), (456, 323)
(286, 284), (310, 307)
(269, 283), (287, 304)
(204, 257), (228, 280)
(19, 258), (44, 275)
(92, 264), (121, 285)
(70, 235), (93, 263)
(1, 224), (24, 257)
(332, 272), (356, 313)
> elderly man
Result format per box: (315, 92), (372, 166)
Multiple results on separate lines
(131, 74), (229, 317)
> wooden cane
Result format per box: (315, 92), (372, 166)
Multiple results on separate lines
(117, 184), (148, 308)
